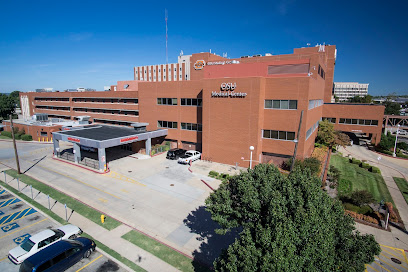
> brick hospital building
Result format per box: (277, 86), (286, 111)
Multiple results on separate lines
(19, 44), (384, 167)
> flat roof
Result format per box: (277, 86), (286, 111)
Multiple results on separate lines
(57, 124), (144, 141)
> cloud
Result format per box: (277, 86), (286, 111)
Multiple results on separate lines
(68, 32), (93, 42)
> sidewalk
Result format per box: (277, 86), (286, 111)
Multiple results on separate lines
(0, 170), (180, 272)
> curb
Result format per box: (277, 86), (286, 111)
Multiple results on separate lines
(0, 139), (53, 144)
(200, 179), (214, 191)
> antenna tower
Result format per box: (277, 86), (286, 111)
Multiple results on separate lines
(165, 9), (168, 64)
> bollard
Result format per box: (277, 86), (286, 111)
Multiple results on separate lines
(30, 185), (33, 199)
(48, 195), (50, 210)
(65, 204), (67, 221)
(101, 214), (105, 224)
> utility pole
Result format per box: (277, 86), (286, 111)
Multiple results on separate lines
(290, 110), (304, 172)
(10, 115), (21, 174)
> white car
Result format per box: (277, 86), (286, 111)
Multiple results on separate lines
(398, 130), (407, 136)
(8, 224), (82, 264)
(178, 150), (201, 164)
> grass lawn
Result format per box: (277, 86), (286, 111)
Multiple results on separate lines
(122, 230), (209, 272)
(393, 177), (408, 205)
(330, 154), (394, 204)
(0, 135), (11, 139)
(5, 169), (121, 230)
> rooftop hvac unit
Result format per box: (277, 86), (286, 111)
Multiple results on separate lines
(265, 53), (272, 56)
(33, 113), (48, 122)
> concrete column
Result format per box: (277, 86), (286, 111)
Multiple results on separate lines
(145, 138), (151, 156)
(98, 148), (106, 172)
(53, 139), (60, 158)
(73, 143), (81, 164)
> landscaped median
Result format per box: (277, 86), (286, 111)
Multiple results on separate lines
(0, 178), (145, 272)
(122, 230), (209, 272)
(4, 169), (121, 230)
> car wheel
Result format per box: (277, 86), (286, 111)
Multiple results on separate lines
(84, 249), (92, 258)
(69, 234), (77, 239)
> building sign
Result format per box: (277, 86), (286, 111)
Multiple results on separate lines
(120, 136), (139, 143)
(212, 82), (247, 98)
(207, 60), (240, 66)
(194, 60), (205, 70)
(67, 137), (80, 143)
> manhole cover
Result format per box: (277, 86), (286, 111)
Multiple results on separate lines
(170, 184), (174, 186)
(128, 171), (132, 173)
(391, 257), (401, 264)
(166, 167), (169, 169)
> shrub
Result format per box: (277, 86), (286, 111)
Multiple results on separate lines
(21, 134), (32, 141)
(209, 171), (219, 178)
(345, 210), (379, 225)
(295, 157), (321, 176)
(221, 173), (230, 180)
(1, 131), (12, 138)
(385, 202), (399, 222)
(350, 190), (375, 206)
(360, 162), (370, 169)
(165, 141), (171, 146)
(343, 202), (360, 213)
(351, 158), (361, 165)
(328, 165), (340, 183)
(358, 205), (373, 215)
(369, 166), (381, 174)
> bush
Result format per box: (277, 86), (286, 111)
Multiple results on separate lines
(369, 166), (381, 174)
(209, 171), (219, 178)
(385, 202), (399, 222)
(360, 162), (370, 169)
(350, 158), (361, 165)
(1, 131), (12, 138)
(350, 190), (375, 206)
(220, 173), (230, 180)
(21, 134), (32, 141)
(295, 157), (321, 176)
(343, 202), (360, 213)
(358, 205), (373, 215)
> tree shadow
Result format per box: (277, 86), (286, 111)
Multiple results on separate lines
(183, 206), (239, 270)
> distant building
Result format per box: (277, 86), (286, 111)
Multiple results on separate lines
(333, 82), (369, 101)
(35, 88), (53, 92)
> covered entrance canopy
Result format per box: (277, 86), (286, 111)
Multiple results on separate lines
(52, 124), (168, 172)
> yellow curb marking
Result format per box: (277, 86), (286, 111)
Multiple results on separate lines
(98, 198), (108, 203)
(107, 171), (145, 187)
(366, 264), (380, 272)
(76, 254), (102, 272)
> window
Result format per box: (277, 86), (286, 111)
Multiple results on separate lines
(37, 260), (52, 272)
(338, 118), (378, 126)
(265, 100), (297, 110)
(52, 252), (66, 265)
(181, 98), (202, 106)
(308, 99), (323, 110)
(158, 120), (177, 129)
(323, 117), (336, 123)
(306, 119), (321, 140)
(157, 98), (177, 105)
(181, 122), (202, 131)
(263, 130), (296, 141)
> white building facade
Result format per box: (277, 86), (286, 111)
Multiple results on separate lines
(333, 82), (369, 101)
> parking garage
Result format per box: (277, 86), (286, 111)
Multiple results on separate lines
(52, 123), (168, 172)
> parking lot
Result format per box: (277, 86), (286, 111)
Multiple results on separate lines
(0, 187), (127, 272)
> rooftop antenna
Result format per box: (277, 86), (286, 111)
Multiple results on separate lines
(165, 9), (168, 64)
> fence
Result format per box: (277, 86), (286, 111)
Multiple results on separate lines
(57, 152), (99, 170)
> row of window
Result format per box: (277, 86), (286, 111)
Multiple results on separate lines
(35, 97), (69, 102)
(308, 99), (323, 110)
(72, 98), (138, 104)
(339, 118), (378, 126)
(157, 98), (178, 105)
(36, 105), (70, 111)
(157, 121), (203, 131)
(263, 130), (296, 141)
(264, 100), (297, 110)
(94, 119), (134, 127)
(306, 119), (321, 140)
(318, 65), (325, 79)
(73, 108), (139, 116)
(181, 122), (203, 131)
(136, 67), (182, 74)
(158, 98), (202, 106)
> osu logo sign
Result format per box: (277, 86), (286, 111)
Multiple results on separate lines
(220, 82), (236, 91)
(120, 136), (138, 143)
(67, 137), (80, 143)
(194, 60), (205, 70)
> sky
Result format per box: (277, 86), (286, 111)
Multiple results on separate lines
(0, 0), (407, 96)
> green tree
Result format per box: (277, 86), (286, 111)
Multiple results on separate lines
(9, 90), (20, 107)
(378, 132), (395, 151)
(0, 93), (16, 119)
(383, 101), (401, 115)
(348, 95), (373, 103)
(316, 120), (335, 146)
(206, 164), (380, 271)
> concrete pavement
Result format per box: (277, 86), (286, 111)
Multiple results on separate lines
(0, 169), (180, 272)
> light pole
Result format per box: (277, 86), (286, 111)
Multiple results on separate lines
(393, 124), (400, 157)
(249, 146), (254, 169)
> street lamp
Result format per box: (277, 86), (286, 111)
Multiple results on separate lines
(249, 146), (254, 169)
(393, 124), (400, 157)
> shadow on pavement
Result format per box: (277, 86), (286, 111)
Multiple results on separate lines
(183, 206), (239, 270)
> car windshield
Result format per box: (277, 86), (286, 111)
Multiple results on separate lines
(181, 154), (192, 158)
(21, 239), (35, 252)
(52, 229), (65, 238)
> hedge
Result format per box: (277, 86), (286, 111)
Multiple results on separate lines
(1, 131), (12, 138)
(21, 134), (33, 141)
(369, 166), (381, 174)
(360, 162), (371, 169)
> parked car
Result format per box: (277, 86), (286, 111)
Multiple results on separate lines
(398, 130), (407, 135)
(166, 149), (186, 160)
(19, 237), (96, 272)
(9, 225), (82, 264)
(178, 150), (201, 164)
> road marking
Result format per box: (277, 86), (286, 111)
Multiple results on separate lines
(121, 189), (129, 193)
(0, 197), (21, 208)
(378, 257), (402, 272)
(381, 247), (405, 262)
(376, 262), (391, 272)
(0, 207), (37, 226)
(1, 222), (19, 232)
(0, 256), (7, 262)
(0, 218), (48, 240)
(13, 233), (31, 245)
(75, 254), (102, 272)
(26, 161), (121, 199)
(107, 171), (146, 186)
(98, 198), (108, 203)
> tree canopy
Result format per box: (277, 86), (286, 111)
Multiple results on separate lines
(205, 164), (380, 271)
(316, 120), (350, 148)
(383, 101), (401, 115)
(348, 95), (373, 104)
(0, 93), (16, 119)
